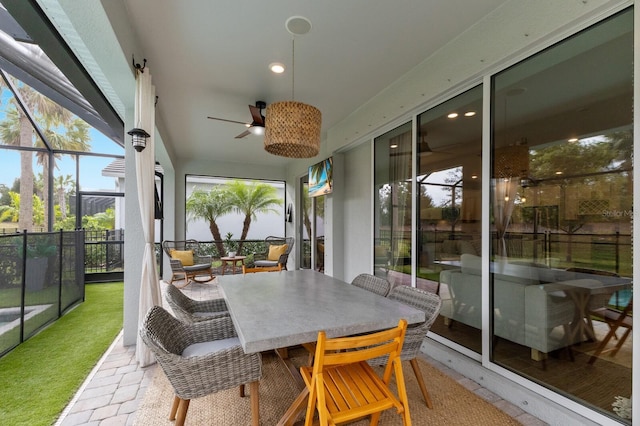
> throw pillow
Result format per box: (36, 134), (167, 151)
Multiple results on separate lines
(267, 244), (288, 261)
(170, 249), (194, 266)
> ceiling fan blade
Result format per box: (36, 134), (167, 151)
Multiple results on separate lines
(249, 105), (265, 126)
(207, 116), (249, 125)
(235, 129), (251, 139)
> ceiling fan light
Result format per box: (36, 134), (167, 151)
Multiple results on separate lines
(264, 101), (322, 158)
(249, 125), (265, 136)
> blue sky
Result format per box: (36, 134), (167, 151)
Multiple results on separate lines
(1, 128), (123, 192)
(0, 85), (124, 192)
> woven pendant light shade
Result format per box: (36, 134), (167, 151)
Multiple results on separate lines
(494, 144), (529, 178)
(264, 100), (322, 158)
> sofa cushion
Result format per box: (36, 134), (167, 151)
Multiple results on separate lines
(460, 254), (482, 275)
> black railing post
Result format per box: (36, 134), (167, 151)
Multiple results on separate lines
(58, 229), (63, 316)
(106, 229), (110, 271)
(20, 230), (27, 343)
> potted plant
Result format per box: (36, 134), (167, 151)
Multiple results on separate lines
(224, 232), (238, 257)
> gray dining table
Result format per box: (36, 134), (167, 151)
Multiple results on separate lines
(218, 269), (425, 354)
(219, 269), (425, 425)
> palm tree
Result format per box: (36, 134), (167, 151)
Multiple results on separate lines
(0, 107), (34, 231)
(0, 79), (91, 231)
(226, 180), (282, 254)
(309, 157), (333, 194)
(185, 186), (233, 257)
(54, 174), (75, 221)
(38, 118), (90, 226)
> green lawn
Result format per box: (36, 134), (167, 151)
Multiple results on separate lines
(0, 282), (123, 426)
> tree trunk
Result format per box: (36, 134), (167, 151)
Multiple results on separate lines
(237, 215), (251, 254)
(42, 158), (49, 229)
(208, 220), (225, 257)
(58, 186), (67, 220)
(18, 113), (33, 232)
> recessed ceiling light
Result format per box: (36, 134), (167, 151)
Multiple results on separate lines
(390, 143), (398, 149)
(555, 171), (563, 175)
(269, 62), (285, 73)
(464, 111), (476, 117)
(447, 113), (458, 119)
(471, 174), (478, 179)
(568, 137), (579, 142)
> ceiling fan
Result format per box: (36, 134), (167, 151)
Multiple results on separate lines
(207, 101), (266, 139)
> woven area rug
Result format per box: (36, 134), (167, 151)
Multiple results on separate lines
(134, 348), (520, 425)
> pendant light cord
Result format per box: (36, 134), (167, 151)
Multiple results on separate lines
(291, 38), (295, 100)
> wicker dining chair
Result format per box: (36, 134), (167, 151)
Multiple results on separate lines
(164, 283), (229, 323)
(351, 273), (392, 297)
(386, 285), (442, 409)
(303, 274), (393, 366)
(139, 306), (262, 426)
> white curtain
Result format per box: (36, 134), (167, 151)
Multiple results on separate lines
(492, 177), (518, 257)
(133, 70), (161, 367)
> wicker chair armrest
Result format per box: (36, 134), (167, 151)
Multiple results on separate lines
(400, 323), (431, 358)
(194, 254), (212, 264)
(188, 315), (238, 342)
(156, 315), (236, 352)
(169, 258), (184, 270)
(154, 344), (261, 399)
(253, 252), (267, 261)
(192, 297), (228, 314)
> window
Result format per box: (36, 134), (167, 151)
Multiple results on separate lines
(185, 175), (285, 258)
(490, 8), (632, 418)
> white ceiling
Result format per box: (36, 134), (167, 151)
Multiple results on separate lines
(120, 0), (509, 167)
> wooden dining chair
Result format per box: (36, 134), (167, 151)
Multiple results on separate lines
(301, 319), (411, 426)
(588, 297), (633, 365)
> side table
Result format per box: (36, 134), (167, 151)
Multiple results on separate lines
(220, 255), (247, 275)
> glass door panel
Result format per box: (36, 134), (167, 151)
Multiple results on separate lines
(490, 8), (632, 419)
(417, 86), (483, 354)
(374, 122), (412, 287)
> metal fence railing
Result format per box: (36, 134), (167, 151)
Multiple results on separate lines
(0, 230), (85, 357)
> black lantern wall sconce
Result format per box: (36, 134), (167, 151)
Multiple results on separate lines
(127, 127), (150, 152)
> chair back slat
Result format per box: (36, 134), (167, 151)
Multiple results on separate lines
(302, 319), (411, 425)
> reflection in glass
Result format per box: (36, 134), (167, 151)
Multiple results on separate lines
(374, 122), (412, 288)
(300, 177), (311, 269)
(491, 8), (632, 421)
(417, 86), (483, 354)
